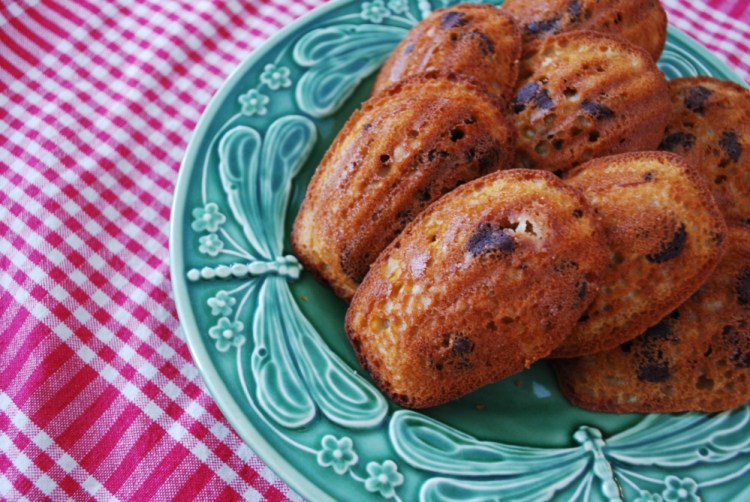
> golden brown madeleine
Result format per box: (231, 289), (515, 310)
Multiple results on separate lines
(512, 31), (670, 173)
(551, 151), (728, 358)
(292, 74), (516, 301)
(345, 170), (609, 408)
(371, 4), (521, 101)
(554, 225), (750, 413)
(502, 0), (667, 61)
(659, 77), (750, 225)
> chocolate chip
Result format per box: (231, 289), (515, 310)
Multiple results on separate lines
(526, 17), (560, 34)
(646, 224), (687, 263)
(363, 123), (372, 130)
(637, 362), (671, 382)
(441, 11), (469, 28)
(581, 100), (615, 120)
(643, 172), (654, 181)
(719, 131), (742, 163)
(642, 318), (676, 343)
(568, 0), (582, 21)
(552, 139), (564, 150)
(463, 31), (495, 55)
(468, 222), (516, 256)
(659, 131), (696, 151)
(535, 89), (554, 110)
(577, 280), (588, 299)
(514, 82), (539, 113)
(451, 334), (475, 355)
(738, 268), (750, 305)
(578, 312), (590, 322)
(572, 209), (583, 218)
(404, 43), (414, 54)
(683, 86), (713, 114)
(417, 188), (432, 201)
(621, 341), (632, 353)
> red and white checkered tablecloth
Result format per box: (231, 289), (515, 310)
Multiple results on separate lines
(1, 0), (748, 500)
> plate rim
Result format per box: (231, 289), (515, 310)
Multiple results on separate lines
(169, 1), (349, 499)
(169, 1), (748, 501)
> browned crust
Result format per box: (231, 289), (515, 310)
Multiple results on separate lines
(346, 169), (610, 408)
(551, 151), (728, 357)
(512, 31), (670, 173)
(659, 76), (750, 226)
(554, 225), (750, 413)
(372, 4), (521, 103)
(292, 72), (516, 301)
(502, 0), (667, 61)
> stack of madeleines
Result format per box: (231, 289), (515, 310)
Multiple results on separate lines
(292, 0), (750, 411)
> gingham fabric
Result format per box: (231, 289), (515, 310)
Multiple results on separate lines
(1, 0), (748, 500)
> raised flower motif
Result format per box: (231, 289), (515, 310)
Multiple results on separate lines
(259, 63), (292, 90)
(662, 476), (699, 502)
(198, 233), (223, 256)
(635, 490), (663, 502)
(364, 460), (403, 498)
(207, 290), (236, 316)
(208, 317), (245, 352)
(361, 0), (390, 23)
(316, 435), (358, 475)
(191, 202), (226, 233)
(238, 88), (270, 116)
(387, 0), (407, 14)
(417, 0), (432, 19)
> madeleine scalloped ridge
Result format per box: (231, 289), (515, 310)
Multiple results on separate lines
(552, 151), (728, 358)
(659, 76), (750, 226)
(292, 72), (516, 302)
(346, 169), (610, 408)
(502, 0), (667, 60)
(512, 30), (670, 173)
(554, 225), (750, 413)
(373, 4), (521, 103)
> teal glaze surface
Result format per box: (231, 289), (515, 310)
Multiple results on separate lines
(170, 1), (750, 500)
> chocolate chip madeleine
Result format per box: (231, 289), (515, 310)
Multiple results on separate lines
(346, 170), (609, 408)
(659, 77), (750, 225)
(555, 225), (750, 413)
(372, 4), (521, 101)
(551, 151), (727, 358)
(512, 31), (670, 173)
(503, 0), (667, 61)
(292, 73), (515, 301)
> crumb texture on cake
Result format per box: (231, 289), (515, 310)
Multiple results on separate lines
(345, 169), (609, 408)
(659, 76), (750, 225)
(552, 151), (728, 358)
(372, 4), (521, 102)
(502, 0), (667, 60)
(554, 225), (750, 413)
(512, 31), (670, 173)
(292, 74), (516, 301)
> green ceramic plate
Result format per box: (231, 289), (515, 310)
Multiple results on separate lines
(170, 1), (750, 500)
